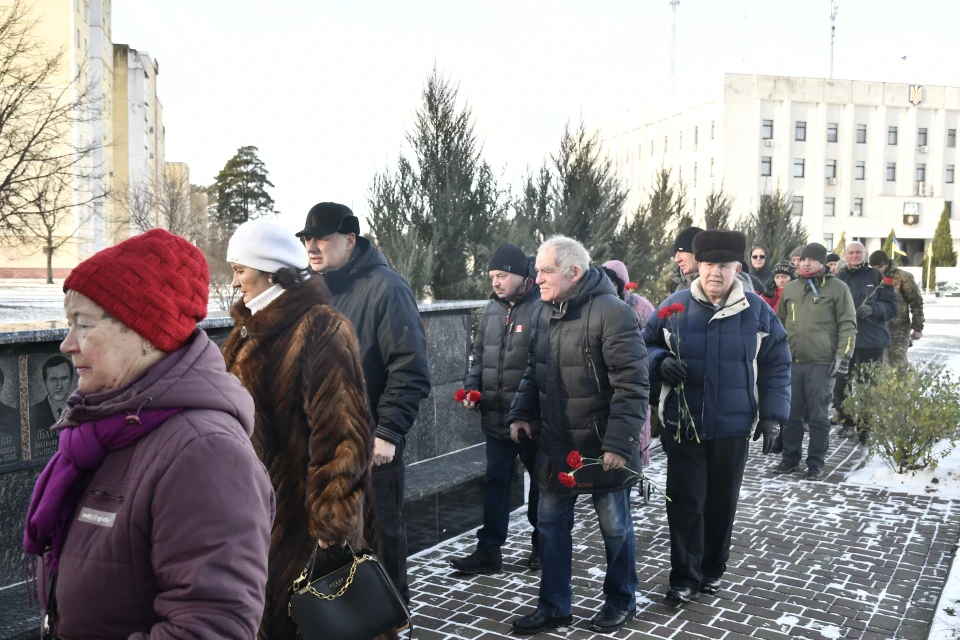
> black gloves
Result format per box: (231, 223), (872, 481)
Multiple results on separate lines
(660, 357), (688, 385)
(753, 420), (779, 455)
(856, 304), (874, 320)
(829, 356), (850, 377)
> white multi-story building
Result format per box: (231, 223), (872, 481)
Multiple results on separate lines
(602, 73), (960, 266)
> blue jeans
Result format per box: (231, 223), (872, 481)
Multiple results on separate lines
(536, 488), (637, 617)
(477, 436), (540, 550)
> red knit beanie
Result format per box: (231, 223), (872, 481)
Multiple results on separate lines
(64, 229), (209, 353)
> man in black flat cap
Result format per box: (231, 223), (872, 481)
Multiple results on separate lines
(297, 202), (431, 604)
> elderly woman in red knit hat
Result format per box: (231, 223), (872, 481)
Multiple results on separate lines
(220, 221), (395, 640)
(23, 229), (274, 639)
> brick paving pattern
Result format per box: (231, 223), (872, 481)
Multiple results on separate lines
(403, 343), (960, 639)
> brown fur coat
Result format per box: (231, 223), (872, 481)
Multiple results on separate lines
(222, 276), (394, 640)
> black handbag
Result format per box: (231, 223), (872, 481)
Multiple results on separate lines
(288, 542), (413, 640)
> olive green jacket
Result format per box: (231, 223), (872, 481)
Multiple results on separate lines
(777, 272), (858, 364)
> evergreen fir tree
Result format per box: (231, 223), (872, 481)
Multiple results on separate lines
(703, 186), (734, 230)
(923, 205), (958, 289)
(211, 146), (278, 229)
(737, 186), (808, 264)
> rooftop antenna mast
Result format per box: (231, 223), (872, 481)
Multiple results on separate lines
(670, 0), (680, 96)
(829, 0), (838, 79)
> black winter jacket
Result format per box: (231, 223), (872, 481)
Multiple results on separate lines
(464, 280), (542, 441)
(321, 237), (431, 448)
(835, 263), (899, 350)
(507, 267), (649, 492)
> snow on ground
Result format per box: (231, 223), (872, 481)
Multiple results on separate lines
(846, 442), (960, 500)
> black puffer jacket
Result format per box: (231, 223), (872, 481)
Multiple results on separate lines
(750, 245), (776, 297)
(835, 263), (899, 350)
(321, 237), (431, 451)
(464, 279), (542, 441)
(508, 267), (649, 492)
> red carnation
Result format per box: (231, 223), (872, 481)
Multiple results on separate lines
(625, 282), (638, 291)
(566, 451), (584, 470)
(468, 390), (482, 403)
(883, 277), (893, 286)
(558, 472), (577, 488)
(670, 303), (686, 314)
(454, 389), (467, 403)
(657, 307), (674, 320)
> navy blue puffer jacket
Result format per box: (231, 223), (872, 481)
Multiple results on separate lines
(642, 279), (791, 440)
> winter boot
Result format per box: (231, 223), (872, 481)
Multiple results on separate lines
(838, 425), (856, 439)
(450, 547), (502, 574)
(773, 461), (799, 474)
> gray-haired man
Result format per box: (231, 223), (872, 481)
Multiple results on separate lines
(508, 236), (649, 634)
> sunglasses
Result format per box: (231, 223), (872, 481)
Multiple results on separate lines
(751, 254), (766, 259)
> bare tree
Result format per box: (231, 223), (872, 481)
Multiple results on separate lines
(115, 167), (205, 243)
(6, 169), (97, 283)
(113, 174), (155, 235)
(0, 0), (107, 274)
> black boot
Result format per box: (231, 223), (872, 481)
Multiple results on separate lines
(589, 605), (636, 633)
(450, 547), (502, 574)
(527, 541), (541, 571)
(665, 586), (700, 605)
(699, 577), (721, 595)
(511, 610), (573, 635)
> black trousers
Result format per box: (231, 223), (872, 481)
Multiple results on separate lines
(834, 347), (885, 428)
(661, 433), (749, 590)
(372, 442), (408, 603)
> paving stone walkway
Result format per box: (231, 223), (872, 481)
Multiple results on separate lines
(404, 340), (960, 640)
(406, 436), (958, 639)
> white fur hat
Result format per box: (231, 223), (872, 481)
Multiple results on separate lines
(226, 220), (308, 272)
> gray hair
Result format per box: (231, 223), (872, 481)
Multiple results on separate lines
(846, 241), (865, 252)
(538, 235), (591, 276)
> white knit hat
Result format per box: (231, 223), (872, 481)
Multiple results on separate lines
(226, 221), (309, 272)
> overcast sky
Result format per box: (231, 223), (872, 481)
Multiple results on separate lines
(113, 0), (960, 231)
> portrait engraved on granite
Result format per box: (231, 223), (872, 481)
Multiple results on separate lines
(28, 354), (76, 460)
(0, 357), (23, 467)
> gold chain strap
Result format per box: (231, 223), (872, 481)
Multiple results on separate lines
(298, 555), (370, 601)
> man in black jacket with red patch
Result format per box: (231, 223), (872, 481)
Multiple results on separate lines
(450, 244), (542, 575)
(298, 202), (431, 604)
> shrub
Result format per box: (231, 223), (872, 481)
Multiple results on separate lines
(841, 361), (960, 473)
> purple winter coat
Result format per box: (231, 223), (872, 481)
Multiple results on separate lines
(43, 331), (274, 639)
(602, 260), (653, 466)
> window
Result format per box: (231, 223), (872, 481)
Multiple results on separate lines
(857, 124), (867, 144)
(711, 121), (715, 140)
(760, 156), (772, 176)
(917, 163), (926, 182)
(827, 123), (839, 143)
(694, 126), (699, 147)
(918, 128), (928, 146)
(826, 160), (837, 179)
(693, 162), (698, 186)
(762, 119), (774, 140)
(794, 158), (805, 178)
(949, 129), (957, 148)
(824, 233), (834, 249)
(886, 162), (896, 181)
(854, 198), (863, 216)
(949, 165), (956, 184)
(888, 126), (898, 145)
(795, 121), (806, 141)
(825, 197), (836, 217)
(710, 158), (715, 177)
(949, 201), (954, 218)
(855, 161), (865, 180)
(792, 196), (804, 216)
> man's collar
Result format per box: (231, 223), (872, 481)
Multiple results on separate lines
(691, 278), (745, 309)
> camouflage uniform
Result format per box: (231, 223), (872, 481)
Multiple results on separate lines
(886, 264), (925, 368)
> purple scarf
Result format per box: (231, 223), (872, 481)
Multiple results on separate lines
(23, 408), (180, 572)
